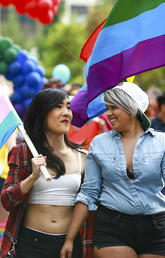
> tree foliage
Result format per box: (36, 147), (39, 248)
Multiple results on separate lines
(85, 1), (112, 36)
(135, 67), (165, 92)
(37, 21), (86, 83)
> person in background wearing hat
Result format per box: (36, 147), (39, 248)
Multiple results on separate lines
(61, 82), (165, 258)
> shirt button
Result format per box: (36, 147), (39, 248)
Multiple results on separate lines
(34, 238), (38, 242)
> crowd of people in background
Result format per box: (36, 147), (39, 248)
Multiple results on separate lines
(0, 79), (165, 258)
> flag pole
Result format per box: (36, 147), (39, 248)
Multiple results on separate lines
(18, 124), (51, 181)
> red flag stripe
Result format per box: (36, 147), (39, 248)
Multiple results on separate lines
(80, 18), (106, 63)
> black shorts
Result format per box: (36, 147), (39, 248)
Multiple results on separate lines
(93, 204), (165, 256)
(16, 226), (82, 258)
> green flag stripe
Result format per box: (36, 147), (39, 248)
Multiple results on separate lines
(104, 0), (165, 28)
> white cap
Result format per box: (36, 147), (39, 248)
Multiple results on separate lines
(114, 82), (150, 130)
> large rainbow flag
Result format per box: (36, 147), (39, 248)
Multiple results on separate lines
(0, 88), (22, 149)
(71, 0), (165, 127)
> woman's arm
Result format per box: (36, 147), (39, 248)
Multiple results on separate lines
(60, 202), (88, 258)
(1, 144), (46, 211)
(61, 139), (102, 258)
(20, 154), (46, 194)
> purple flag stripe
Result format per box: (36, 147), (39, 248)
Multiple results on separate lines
(71, 91), (89, 127)
(87, 34), (165, 104)
(0, 95), (13, 123)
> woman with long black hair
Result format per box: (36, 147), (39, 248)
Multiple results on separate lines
(0, 88), (87, 258)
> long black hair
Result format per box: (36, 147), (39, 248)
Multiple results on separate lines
(24, 88), (83, 178)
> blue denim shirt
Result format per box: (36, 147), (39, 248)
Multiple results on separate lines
(76, 128), (165, 214)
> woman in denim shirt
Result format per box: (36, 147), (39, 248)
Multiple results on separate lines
(61, 82), (165, 258)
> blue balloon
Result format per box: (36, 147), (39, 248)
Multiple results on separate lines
(52, 64), (71, 84)
(10, 90), (23, 103)
(35, 78), (46, 93)
(26, 72), (41, 87)
(5, 72), (14, 81)
(22, 60), (36, 74)
(8, 61), (21, 75)
(35, 66), (45, 77)
(16, 50), (28, 64)
(21, 85), (36, 99)
(13, 83), (21, 90)
(23, 97), (33, 109)
(42, 77), (48, 84)
(13, 103), (25, 119)
(34, 84), (42, 93)
(29, 57), (38, 66)
(13, 74), (25, 87)
(38, 77), (48, 89)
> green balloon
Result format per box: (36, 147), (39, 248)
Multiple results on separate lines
(13, 44), (20, 52)
(0, 38), (13, 54)
(0, 61), (8, 74)
(3, 48), (17, 63)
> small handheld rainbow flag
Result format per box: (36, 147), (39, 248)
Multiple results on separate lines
(0, 88), (51, 180)
(0, 88), (22, 149)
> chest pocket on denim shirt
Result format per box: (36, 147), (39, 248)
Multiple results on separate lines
(142, 152), (163, 180)
(97, 154), (118, 182)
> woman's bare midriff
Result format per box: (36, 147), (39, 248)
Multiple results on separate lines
(23, 204), (74, 234)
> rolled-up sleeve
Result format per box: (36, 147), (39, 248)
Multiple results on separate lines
(75, 140), (102, 210)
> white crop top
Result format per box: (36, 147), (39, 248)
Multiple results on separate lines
(28, 151), (82, 206)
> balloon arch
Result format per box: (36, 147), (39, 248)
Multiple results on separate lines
(0, 36), (47, 119)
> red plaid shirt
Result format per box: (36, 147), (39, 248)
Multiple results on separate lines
(0, 143), (32, 258)
(0, 142), (95, 258)
(80, 211), (95, 258)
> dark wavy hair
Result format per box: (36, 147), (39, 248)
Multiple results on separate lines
(24, 88), (83, 178)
